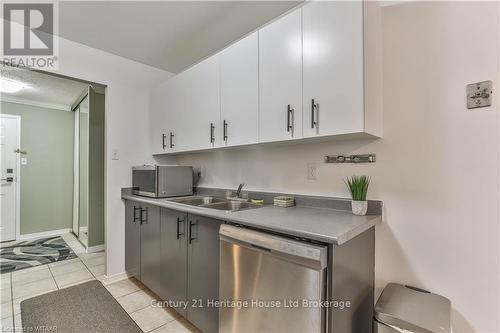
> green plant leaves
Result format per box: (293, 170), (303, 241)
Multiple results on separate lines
(345, 175), (370, 201)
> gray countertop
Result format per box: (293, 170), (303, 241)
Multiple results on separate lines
(122, 194), (381, 245)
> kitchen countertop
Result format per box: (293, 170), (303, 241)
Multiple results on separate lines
(122, 194), (382, 245)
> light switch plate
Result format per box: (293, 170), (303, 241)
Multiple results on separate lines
(467, 80), (492, 109)
(111, 149), (119, 160)
(21, 157), (27, 165)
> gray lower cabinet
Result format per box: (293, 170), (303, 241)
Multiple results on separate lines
(125, 200), (141, 280)
(125, 201), (223, 333)
(187, 214), (223, 333)
(160, 208), (188, 317)
(140, 203), (162, 295)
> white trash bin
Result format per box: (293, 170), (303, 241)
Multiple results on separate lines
(374, 283), (451, 333)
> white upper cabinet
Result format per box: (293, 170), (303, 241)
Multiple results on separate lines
(188, 56), (221, 150)
(165, 72), (191, 152)
(151, 2), (382, 155)
(220, 32), (259, 147)
(150, 81), (169, 155)
(259, 10), (303, 143)
(303, 1), (364, 138)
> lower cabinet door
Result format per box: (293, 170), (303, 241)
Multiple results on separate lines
(160, 208), (188, 317)
(140, 204), (161, 294)
(187, 215), (223, 333)
(125, 201), (141, 280)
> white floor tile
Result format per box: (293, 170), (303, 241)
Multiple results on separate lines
(49, 261), (86, 276)
(78, 252), (105, 261)
(82, 255), (105, 268)
(130, 305), (176, 332)
(116, 289), (158, 313)
(105, 278), (144, 298)
(0, 278), (10, 291)
(88, 264), (105, 278)
(0, 315), (13, 333)
(12, 277), (57, 300)
(11, 265), (47, 277)
(0, 290), (11, 303)
(53, 269), (93, 288)
(0, 302), (12, 320)
(12, 268), (52, 287)
(47, 257), (81, 268)
(151, 318), (199, 333)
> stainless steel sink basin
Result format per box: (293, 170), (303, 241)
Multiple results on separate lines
(200, 201), (262, 212)
(169, 196), (227, 206)
(168, 196), (262, 212)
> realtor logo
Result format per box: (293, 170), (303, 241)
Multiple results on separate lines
(3, 3), (54, 55)
(2, 2), (58, 68)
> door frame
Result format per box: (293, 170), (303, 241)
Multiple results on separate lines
(1, 114), (21, 241)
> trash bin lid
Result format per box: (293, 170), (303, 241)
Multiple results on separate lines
(374, 283), (451, 333)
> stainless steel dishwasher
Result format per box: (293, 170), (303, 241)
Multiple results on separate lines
(219, 224), (328, 333)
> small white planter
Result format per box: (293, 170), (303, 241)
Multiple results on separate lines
(351, 200), (368, 216)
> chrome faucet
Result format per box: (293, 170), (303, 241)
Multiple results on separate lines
(236, 183), (245, 198)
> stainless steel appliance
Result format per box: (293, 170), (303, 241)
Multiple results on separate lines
(132, 165), (193, 198)
(219, 224), (328, 333)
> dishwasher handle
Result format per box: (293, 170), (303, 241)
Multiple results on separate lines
(220, 224), (327, 270)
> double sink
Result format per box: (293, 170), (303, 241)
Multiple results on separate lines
(167, 196), (262, 212)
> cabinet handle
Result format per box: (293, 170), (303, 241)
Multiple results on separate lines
(287, 105), (294, 134)
(223, 120), (228, 142)
(176, 217), (185, 239)
(188, 220), (197, 244)
(133, 206), (141, 222)
(210, 123), (215, 143)
(311, 99), (318, 129)
(162, 133), (167, 149)
(169, 132), (175, 148)
(140, 207), (148, 224)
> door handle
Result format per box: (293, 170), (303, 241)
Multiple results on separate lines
(133, 206), (141, 223)
(169, 132), (175, 148)
(286, 105), (294, 134)
(162, 133), (167, 149)
(210, 123), (215, 144)
(188, 220), (197, 244)
(176, 216), (185, 239)
(311, 99), (318, 129)
(140, 207), (148, 224)
(223, 120), (228, 142)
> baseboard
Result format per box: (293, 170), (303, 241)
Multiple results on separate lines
(86, 244), (105, 253)
(20, 228), (72, 241)
(102, 271), (133, 285)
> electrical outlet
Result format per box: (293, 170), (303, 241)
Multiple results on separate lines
(307, 163), (317, 180)
(112, 149), (119, 160)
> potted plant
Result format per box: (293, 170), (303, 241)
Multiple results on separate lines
(345, 175), (371, 216)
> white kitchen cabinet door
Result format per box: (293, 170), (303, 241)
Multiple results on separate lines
(303, 1), (364, 137)
(150, 82), (169, 155)
(165, 72), (191, 152)
(259, 10), (302, 143)
(188, 56), (221, 150)
(220, 32), (259, 147)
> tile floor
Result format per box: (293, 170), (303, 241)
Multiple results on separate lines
(0, 233), (199, 333)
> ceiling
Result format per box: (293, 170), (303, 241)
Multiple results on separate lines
(1, 67), (89, 110)
(58, 1), (302, 73)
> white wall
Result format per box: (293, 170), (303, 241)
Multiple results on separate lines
(45, 36), (173, 278)
(174, 2), (500, 332)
